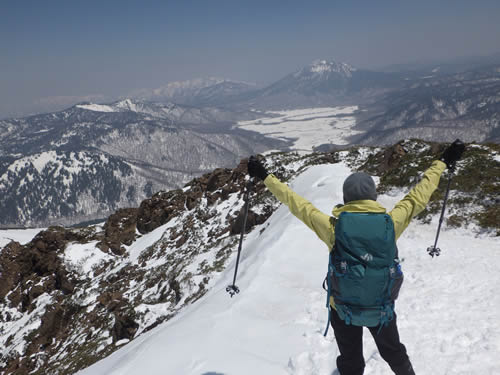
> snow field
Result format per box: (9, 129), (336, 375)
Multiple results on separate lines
(72, 162), (499, 374)
(64, 241), (115, 275)
(235, 107), (361, 152)
(0, 228), (45, 248)
(76, 104), (117, 113)
(0, 293), (53, 361)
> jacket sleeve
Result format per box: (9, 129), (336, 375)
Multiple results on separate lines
(264, 174), (335, 249)
(389, 160), (447, 240)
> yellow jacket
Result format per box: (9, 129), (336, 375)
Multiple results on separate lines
(263, 160), (447, 251)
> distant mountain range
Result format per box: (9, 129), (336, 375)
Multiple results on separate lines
(378, 51), (500, 76)
(129, 78), (258, 107)
(0, 100), (280, 227)
(1, 58), (499, 226)
(354, 64), (500, 144)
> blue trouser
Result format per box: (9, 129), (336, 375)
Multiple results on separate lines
(330, 309), (415, 375)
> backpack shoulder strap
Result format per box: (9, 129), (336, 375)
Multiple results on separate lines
(323, 247), (335, 336)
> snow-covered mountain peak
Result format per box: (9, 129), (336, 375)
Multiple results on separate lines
(260, 59), (361, 100)
(75, 103), (117, 113)
(308, 59), (356, 77)
(75, 99), (140, 113)
(114, 98), (137, 111)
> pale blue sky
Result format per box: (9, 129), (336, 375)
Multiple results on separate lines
(1, 0), (499, 117)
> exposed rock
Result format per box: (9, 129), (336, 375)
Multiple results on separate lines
(136, 159), (251, 235)
(55, 268), (75, 295)
(27, 285), (45, 308)
(98, 291), (125, 312)
(187, 159), (250, 205)
(0, 241), (23, 299)
(0, 227), (77, 302)
(112, 312), (139, 342)
(206, 168), (232, 192)
(38, 305), (65, 342)
(430, 142), (444, 154)
(137, 190), (188, 234)
(168, 279), (182, 305)
(230, 209), (272, 235)
(98, 208), (138, 255)
(378, 142), (407, 173)
(0, 227), (83, 373)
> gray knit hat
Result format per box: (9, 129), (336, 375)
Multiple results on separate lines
(343, 172), (377, 203)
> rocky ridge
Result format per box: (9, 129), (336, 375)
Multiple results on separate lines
(0, 141), (498, 375)
(0, 157), (276, 375)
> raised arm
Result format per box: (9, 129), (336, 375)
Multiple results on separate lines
(264, 174), (335, 248)
(248, 156), (334, 249)
(389, 160), (446, 239)
(389, 139), (465, 239)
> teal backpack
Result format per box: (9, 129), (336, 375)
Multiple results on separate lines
(323, 212), (404, 335)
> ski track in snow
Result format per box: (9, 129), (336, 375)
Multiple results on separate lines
(68, 163), (499, 375)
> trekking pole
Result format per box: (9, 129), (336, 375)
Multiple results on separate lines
(427, 165), (455, 257)
(226, 178), (253, 297)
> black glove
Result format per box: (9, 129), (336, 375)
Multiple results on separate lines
(247, 156), (269, 181)
(440, 139), (465, 169)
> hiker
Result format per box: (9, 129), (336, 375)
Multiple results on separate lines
(247, 140), (465, 375)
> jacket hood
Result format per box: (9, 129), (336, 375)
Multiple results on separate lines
(332, 200), (386, 218)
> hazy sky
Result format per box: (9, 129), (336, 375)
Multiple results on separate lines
(1, 0), (499, 118)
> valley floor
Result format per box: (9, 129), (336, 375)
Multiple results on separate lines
(235, 107), (361, 152)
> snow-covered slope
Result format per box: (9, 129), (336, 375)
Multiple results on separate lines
(76, 162), (500, 374)
(0, 228), (44, 248)
(73, 99), (259, 123)
(0, 150), (149, 226)
(1, 141), (498, 374)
